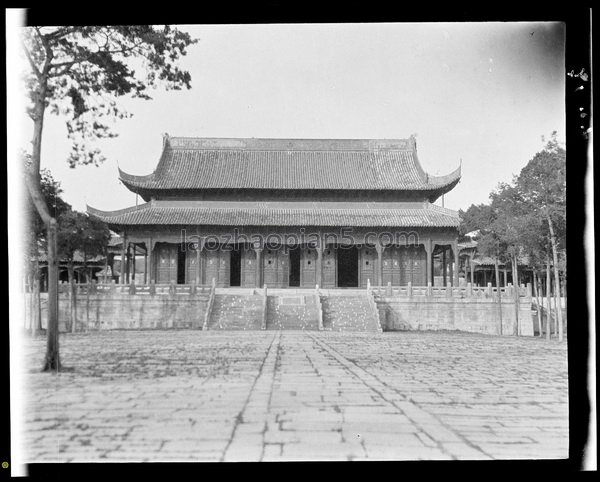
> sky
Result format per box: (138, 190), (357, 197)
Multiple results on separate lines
(14, 22), (566, 213)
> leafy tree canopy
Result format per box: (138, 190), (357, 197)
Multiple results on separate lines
(57, 210), (111, 264)
(458, 131), (566, 270)
(22, 25), (198, 167)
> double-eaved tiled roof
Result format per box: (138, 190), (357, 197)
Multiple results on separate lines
(118, 136), (461, 199)
(87, 200), (460, 228)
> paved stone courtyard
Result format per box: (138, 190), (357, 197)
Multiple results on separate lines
(19, 330), (568, 462)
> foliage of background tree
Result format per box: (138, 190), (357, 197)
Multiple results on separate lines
(57, 209), (111, 332)
(514, 133), (566, 340)
(57, 210), (111, 279)
(458, 132), (566, 340)
(21, 25), (197, 370)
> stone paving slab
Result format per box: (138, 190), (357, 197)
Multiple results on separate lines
(17, 330), (568, 462)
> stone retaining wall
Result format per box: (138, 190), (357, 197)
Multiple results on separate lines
(376, 297), (533, 336)
(25, 293), (210, 331)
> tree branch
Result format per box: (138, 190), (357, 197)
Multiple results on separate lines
(42, 26), (79, 41)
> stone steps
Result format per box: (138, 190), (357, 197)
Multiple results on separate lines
(266, 296), (319, 331)
(321, 295), (381, 332)
(207, 293), (380, 332)
(208, 294), (264, 330)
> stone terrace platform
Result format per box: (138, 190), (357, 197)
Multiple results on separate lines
(18, 330), (568, 462)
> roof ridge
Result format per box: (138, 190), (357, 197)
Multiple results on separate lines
(165, 136), (414, 151)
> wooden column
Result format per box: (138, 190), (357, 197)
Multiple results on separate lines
(470, 254), (475, 285)
(254, 246), (264, 288)
(448, 249), (453, 286)
(442, 247), (447, 287)
(120, 235), (126, 284)
(195, 239), (202, 284)
(375, 243), (384, 287)
(147, 238), (154, 283)
(315, 242), (323, 288)
(125, 245), (130, 283)
(424, 240), (433, 286)
(452, 240), (459, 287)
(131, 243), (136, 282)
(200, 238), (207, 285)
(143, 245), (148, 284)
(503, 268), (508, 287)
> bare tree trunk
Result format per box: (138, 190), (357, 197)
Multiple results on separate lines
(533, 270), (542, 337)
(553, 281), (558, 337)
(512, 257), (519, 336)
(494, 256), (503, 335)
(546, 258), (552, 341)
(35, 276), (41, 335)
(42, 220), (60, 371)
(68, 262), (76, 334)
(84, 251), (90, 329)
(546, 214), (564, 341)
(26, 51), (62, 371)
(37, 262), (44, 333)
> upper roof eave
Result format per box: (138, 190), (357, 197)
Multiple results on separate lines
(116, 136), (462, 195)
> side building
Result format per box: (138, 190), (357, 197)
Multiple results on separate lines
(88, 135), (462, 288)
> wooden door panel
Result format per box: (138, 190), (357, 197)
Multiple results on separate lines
(157, 244), (177, 284)
(322, 247), (336, 288)
(241, 249), (256, 287)
(359, 246), (375, 287)
(300, 247), (316, 287)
